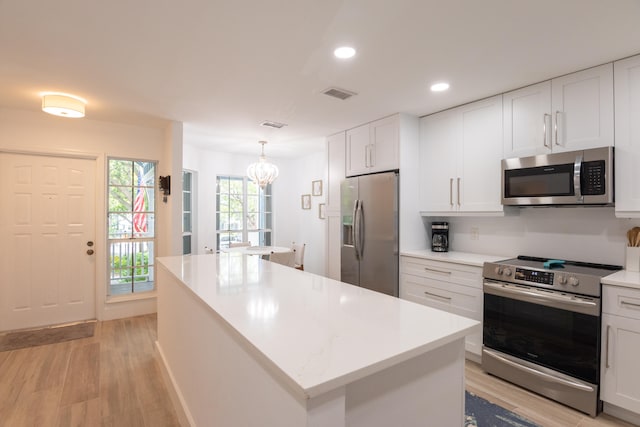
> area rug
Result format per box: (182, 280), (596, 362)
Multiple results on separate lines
(465, 391), (541, 427)
(0, 320), (96, 352)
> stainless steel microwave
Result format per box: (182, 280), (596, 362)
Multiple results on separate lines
(502, 146), (614, 206)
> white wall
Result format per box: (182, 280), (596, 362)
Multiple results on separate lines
(420, 207), (640, 266)
(183, 140), (327, 275)
(0, 107), (179, 321)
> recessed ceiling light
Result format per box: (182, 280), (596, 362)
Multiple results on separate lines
(334, 46), (356, 59)
(430, 82), (450, 92)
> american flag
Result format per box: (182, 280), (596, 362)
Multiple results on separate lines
(133, 170), (147, 233)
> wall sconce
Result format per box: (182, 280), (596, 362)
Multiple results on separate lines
(159, 175), (171, 203)
(41, 93), (87, 118)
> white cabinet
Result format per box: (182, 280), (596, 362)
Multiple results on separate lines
(400, 256), (483, 358)
(346, 115), (399, 176)
(614, 54), (640, 217)
(503, 63), (614, 158)
(419, 95), (504, 215)
(325, 132), (345, 280)
(601, 285), (640, 416)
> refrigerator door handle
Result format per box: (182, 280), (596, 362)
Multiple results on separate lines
(357, 200), (365, 258)
(352, 199), (360, 259)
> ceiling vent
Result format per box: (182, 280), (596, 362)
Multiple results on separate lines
(322, 87), (357, 101)
(260, 120), (287, 129)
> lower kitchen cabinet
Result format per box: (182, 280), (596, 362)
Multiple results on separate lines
(400, 255), (483, 358)
(601, 285), (640, 417)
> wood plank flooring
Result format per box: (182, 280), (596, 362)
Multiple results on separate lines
(0, 314), (636, 426)
(0, 315), (179, 427)
(466, 360), (635, 427)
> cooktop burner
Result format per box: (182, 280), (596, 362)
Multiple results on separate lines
(483, 255), (623, 297)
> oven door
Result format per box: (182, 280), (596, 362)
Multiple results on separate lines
(483, 279), (601, 384)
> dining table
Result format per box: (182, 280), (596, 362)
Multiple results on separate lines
(219, 245), (292, 256)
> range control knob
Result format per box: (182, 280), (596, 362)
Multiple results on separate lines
(503, 268), (512, 277)
(494, 266), (504, 275)
(558, 275), (567, 285)
(568, 276), (579, 286)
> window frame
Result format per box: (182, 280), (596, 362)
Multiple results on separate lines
(106, 157), (157, 298)
(215, 175), (272, 250)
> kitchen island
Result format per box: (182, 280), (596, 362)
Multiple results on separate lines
(156, 253), (478, 427)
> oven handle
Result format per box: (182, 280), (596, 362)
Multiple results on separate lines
(483, 348), (595, 393)
(483, 280), (599, 316)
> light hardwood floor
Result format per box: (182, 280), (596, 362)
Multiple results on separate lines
(466, 360), (635, 427)
(0, 314), (179, 427)
(0, 315), (636, 427)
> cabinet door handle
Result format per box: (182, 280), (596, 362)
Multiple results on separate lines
(369, 144), (375, 167)
(457, 177), (461, 206)
(543, 113), (551, 148)
(605, 325), (611, 369)
(424, 291), (452, 301)
(620, 300), (640, 309)
(554, 110), (562, 146)
(364, 145), (369, 167)
(449, 178), (454, 206)
(424, 267), (452, 275)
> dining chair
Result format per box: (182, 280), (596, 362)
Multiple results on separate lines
(269, 251), (296, 267)
(229, 242), (251, 248)
(291, 242), (305, 270)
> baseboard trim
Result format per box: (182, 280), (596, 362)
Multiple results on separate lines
(155, 340), (195, 427)
(603, 402), (640, 426)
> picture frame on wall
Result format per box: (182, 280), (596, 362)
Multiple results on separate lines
(318, 203), (326, 219)
(312, 180), (323, 196)
(301, 194), (311, 210)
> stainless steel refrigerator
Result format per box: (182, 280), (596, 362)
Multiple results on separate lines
(341, 171), (398, 296)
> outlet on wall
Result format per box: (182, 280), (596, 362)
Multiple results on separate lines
(470, 227), (479, 240)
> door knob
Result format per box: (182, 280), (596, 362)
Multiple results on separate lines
(87, 249), (94, 255)
(87, 241), (94, 247)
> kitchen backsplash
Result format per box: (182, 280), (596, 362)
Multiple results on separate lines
(425, 207), (640, 266)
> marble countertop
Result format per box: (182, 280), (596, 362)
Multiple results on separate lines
(400, 249), (511, 267)
(602, 270), (640, 290)
(157, 253), (479, 398)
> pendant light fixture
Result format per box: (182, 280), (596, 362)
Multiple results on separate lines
(247, 141), (279, 188)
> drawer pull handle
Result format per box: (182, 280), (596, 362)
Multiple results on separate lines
(620, 300), (640, 309)
(424, 267), (452, 275)
(424, 291), (452, 301)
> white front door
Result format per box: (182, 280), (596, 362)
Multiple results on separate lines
(0, 153), (96, 332)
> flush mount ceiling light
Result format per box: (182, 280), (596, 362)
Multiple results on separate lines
(247, 141), (279, 189)
(41, 93), (87, 118)
(334, 46), (356, 59)
(430, 82), (450, 92)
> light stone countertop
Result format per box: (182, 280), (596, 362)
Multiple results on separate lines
(157, 253), (479, 398)
(602, 270), (640, 290)
(400, 249), (511, 267)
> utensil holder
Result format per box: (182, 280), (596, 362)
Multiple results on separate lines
(626, 247), (640, 272)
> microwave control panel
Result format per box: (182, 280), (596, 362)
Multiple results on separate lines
(514, 268), (554, 285)
(581, 160), (605, 195)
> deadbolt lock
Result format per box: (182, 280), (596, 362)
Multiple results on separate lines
(87, 241), (94, 247)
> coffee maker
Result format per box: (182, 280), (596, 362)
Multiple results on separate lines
(431, 222), (449, 252)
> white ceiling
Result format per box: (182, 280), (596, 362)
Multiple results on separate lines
(2, 0), (640, 158)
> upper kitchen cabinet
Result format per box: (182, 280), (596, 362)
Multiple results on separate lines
(419, 95), (504, 215)
(346, 115), (399, 176)
(503, 63), (614, 158)
(614, 54), (640, 217)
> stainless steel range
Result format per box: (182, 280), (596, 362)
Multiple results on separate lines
(482, 255), (622, 416)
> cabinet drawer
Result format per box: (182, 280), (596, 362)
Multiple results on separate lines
(603, 285), (640, 319)
(400, 273), (482, 320)
(400, 256), (482, 288)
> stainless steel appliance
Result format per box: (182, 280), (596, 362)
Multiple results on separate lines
(341, 171), (398, 297)
(502, 146), (614, 206)
(431, 222), (449, 252)
(482, 256), (622, 416)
